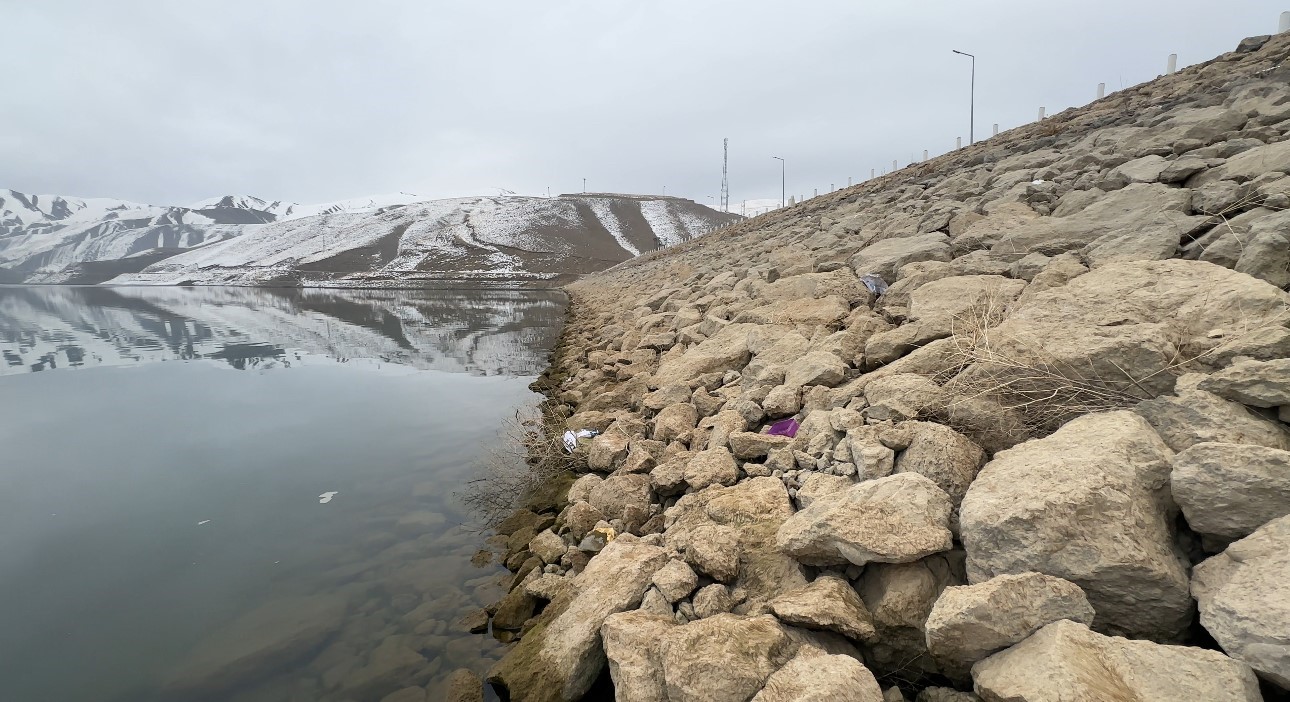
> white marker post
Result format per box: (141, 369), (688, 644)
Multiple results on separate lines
(1038, 106), (1046, 120)
(1097, 82), (1106, 99)
(871, 168), (875, 180)
(957, 137), (962, 149)
(993, 123), (999, 136)
(923, 149), (929, 161)
(848, 177), (852, 187)
(1167, 54), (1178, 74)
(892, 159), (897, 172)
(1281, 11), (1290, 32)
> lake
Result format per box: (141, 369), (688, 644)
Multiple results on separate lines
(0, 285), (566, 702)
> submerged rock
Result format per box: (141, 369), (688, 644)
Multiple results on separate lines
(163, 594), (348, 699)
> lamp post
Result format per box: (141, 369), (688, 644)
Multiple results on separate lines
(772, 156), (785, 208)
(952, 49), (975, 144)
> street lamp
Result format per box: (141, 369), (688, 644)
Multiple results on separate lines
(952, 49), (975, 144)
(772, 156), (785, 208)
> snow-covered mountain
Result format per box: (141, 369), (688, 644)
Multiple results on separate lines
(0, 189), (738, 286)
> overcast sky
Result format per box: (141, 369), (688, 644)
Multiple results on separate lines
(3, 1), (1286, 209)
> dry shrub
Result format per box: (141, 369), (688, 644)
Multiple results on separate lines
(941, 289), (1290, 438)
(459, 403), (584, 527)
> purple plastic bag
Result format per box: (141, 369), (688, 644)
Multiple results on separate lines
(767, 418), (800, 438)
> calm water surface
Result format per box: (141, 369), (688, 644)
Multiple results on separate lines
(0, 285), (565, 702)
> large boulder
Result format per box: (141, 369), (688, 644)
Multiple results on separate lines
(665, 477), (808, 609)
(601, 610), (676, 702)
(784, 351), (848, 389)
(858, 554), (965, 682)
(777, 473), (954, 567)
(993, 183), (1207, 266)
(653, 323), (758, 387)
(971, 620), (1262, 702)
(1171, 442), (1290, 541)
(769, 575), (878, 643)
(588, 473), (652, 524)
(1135, 386), (1290, 452)
(751, 649), (884, 702)
(680, 447), (739, 491)
(487, 537), (670, 701)
(659, 614), (796, 702)
(163, 594), (349, 699)
(892, 422), (986, 506)
(850, 232), (952, 279)
(959, 411), (1192, 641)
(653, 403), (699, 443)
(1198, 357), (1290, 408)
(1192, 514), (1290, 689)
(904, 275), (1028, 339)
(950, 261), (1290, 424)
(924, 572), (1094, 677)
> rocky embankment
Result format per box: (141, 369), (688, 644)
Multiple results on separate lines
(469, 32), (1290, 702)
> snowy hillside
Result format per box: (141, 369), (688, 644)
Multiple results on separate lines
(0, 189), (737, 286)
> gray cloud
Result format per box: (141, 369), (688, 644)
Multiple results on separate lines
(2, 1), (1284, 208)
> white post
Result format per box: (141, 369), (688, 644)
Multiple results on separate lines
(830, 184), (834, 192)
(814, 188), (818, 197)
(1038, 106), (1046, 120)
(1097, 82), (1106, 99)
(1281, 11), (1290, 32)
(871, 168), (875, 179)
(956, 137), (962, 149)
(848, 176), (852, 187)
(923, 149), (929, 161)
(993, 123), (999, 136)
(1167, 53), (1178, 74)
(892, 159), (897, 171)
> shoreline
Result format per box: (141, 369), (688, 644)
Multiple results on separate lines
(469, 30), (1290, 702)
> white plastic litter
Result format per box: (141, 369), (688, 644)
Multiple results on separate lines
(318, 491), (339, 504)
(562, 429), (599, 453)
(197, 520), (211, 525)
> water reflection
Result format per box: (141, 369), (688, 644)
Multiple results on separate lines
(0, 285), (566, 376)
(0, 285), (565, 702)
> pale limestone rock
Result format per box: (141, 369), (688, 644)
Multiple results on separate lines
(1192, 514), (1290, 689)
(487, 537), (670, 700)
(681, 446), (739, 491)
(692, 583), (736, 619)
(1199, 357), (1290, 408)
(777, 473), (953, 567)
(892, 422), (986, 506)
(664, 477), (807, 609)
(601, 610), (675, 702)
(659, 614), (795, 702)
(971, 620), (1261, 702)
(652, 559), (699, 603)
(924, 572), (1094, 675)
(769, 574), (878, 643)
(653, 402), (699, 443)
(960, 411), (1191, 641)
(1172, 442), (1290, 540)
(750, 650), (884, 702)
(1135, 387), (1290, 452)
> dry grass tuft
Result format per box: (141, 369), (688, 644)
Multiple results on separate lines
(940, 289), (1290, 438)
(459, 403), (584, 527)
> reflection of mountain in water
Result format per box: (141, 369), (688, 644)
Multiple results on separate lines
(0, 285), (565, 376)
